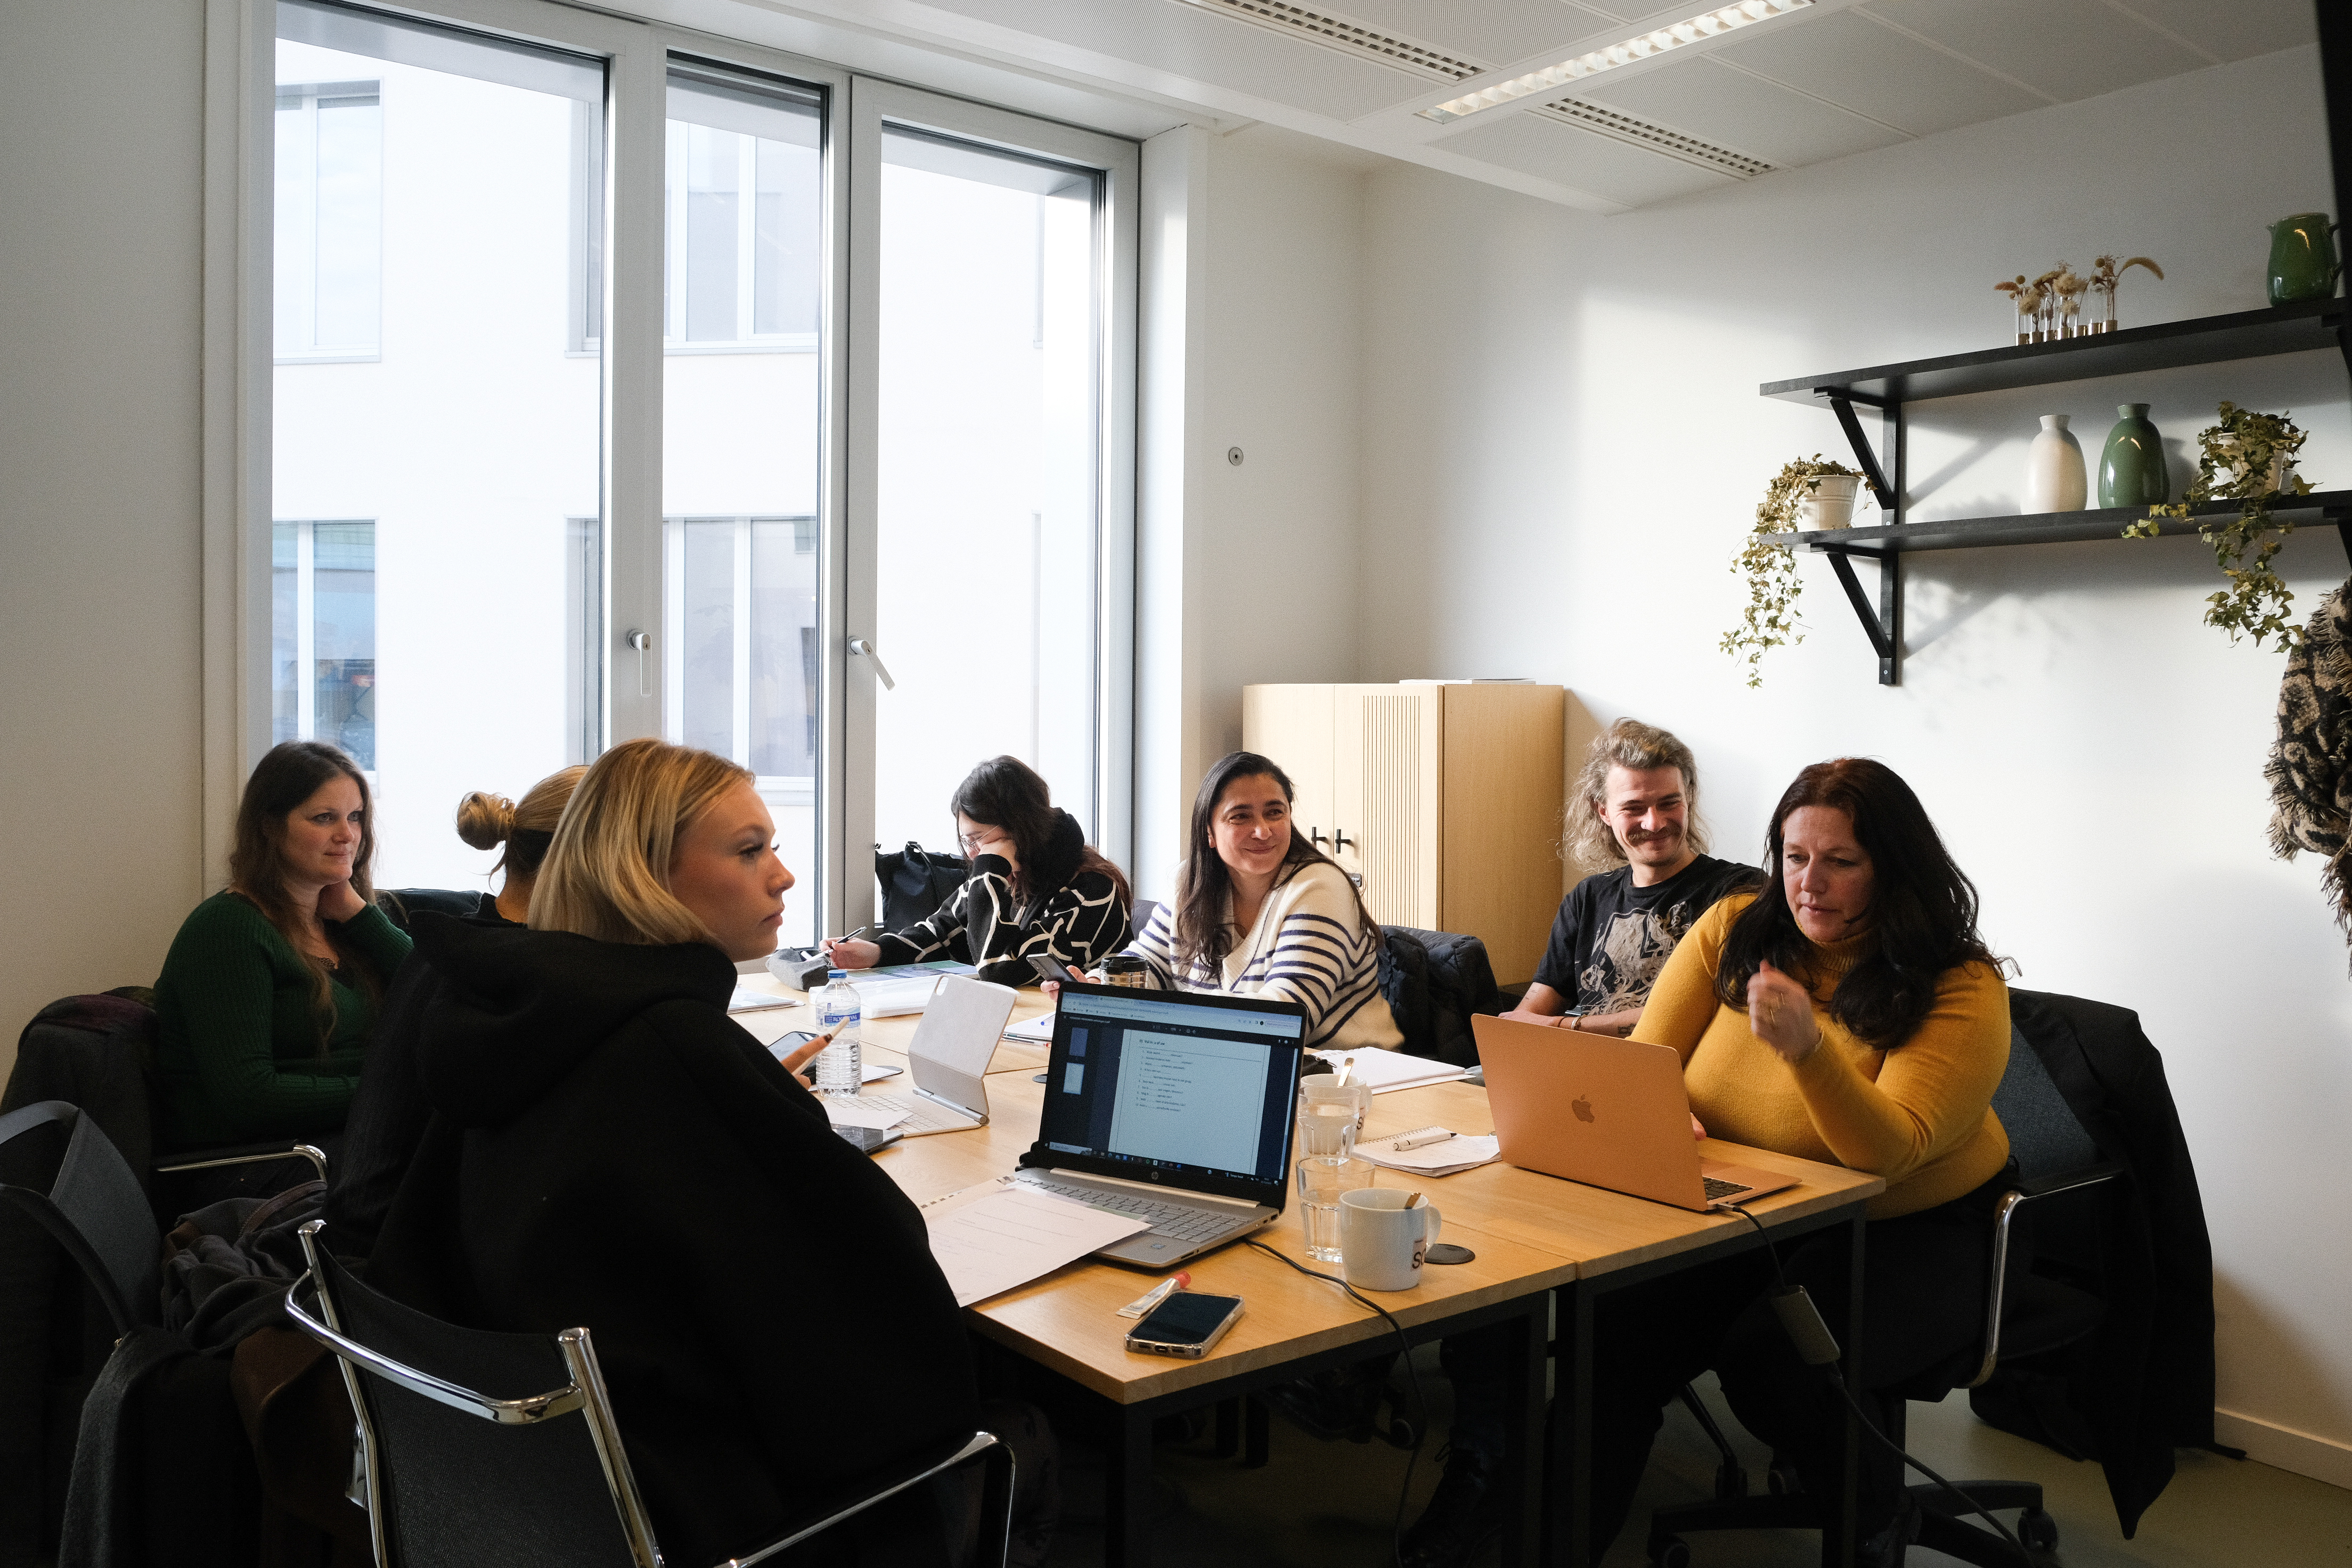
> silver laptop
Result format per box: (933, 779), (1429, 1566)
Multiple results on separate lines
(1014, 982), (1308, 1268)
(852, 975), (1018, 1136)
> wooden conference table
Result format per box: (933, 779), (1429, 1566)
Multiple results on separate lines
(732, 979), (1883, 1568)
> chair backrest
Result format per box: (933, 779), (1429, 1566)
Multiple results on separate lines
(376, 887), (485, 932)
(4, 994), (160, 1187)
(288, 1223), (659, 1568)
(1130, 897), (1158, 937)
(1991, 1022), (2101, 1182)
(1380, 927), (1504, 1065)
(0, 1100), (162, 1336)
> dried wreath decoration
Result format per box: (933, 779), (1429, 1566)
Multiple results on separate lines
(2122, 401), (2316, 651)
(1722, 455), (1859, 687)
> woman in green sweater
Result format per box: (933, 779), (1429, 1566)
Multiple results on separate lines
(154, 741), (412, 1148)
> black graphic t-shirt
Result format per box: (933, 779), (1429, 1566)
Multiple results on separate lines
(1532, 854), (1767, 1014)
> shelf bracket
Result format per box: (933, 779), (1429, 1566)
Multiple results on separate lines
(1817, 389), (1897, 513)
(1822, 547), (1902, 686)
(2333, 507), (2352, 570)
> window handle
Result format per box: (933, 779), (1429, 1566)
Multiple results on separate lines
(625, 629), (653, 697)
(850, 636), (897, 691)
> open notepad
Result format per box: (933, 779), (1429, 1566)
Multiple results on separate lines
(924, 1182), (1149, 1307)
(1321, 1049), (1470, 1095)
(1355, 1126), (1500, 1178)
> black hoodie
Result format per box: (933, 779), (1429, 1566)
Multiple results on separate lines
(367, 914), (979, 1565)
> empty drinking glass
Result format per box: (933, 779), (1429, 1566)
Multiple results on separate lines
(1296, 1155), (1374, 1263)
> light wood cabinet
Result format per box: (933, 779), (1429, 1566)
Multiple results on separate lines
(1242, 682), (1564, 986)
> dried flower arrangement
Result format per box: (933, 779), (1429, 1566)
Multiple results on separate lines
(1996, 255), (2160, 341)
(2121, 401), (2316, 650)
(1722, 455), (1861, 686)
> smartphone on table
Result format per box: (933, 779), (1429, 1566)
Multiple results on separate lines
(1123, 1291), (1246, 1359)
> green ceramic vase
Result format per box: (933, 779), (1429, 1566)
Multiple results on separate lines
(2267, 212), (2340, 305)
(2098, 404), (2169, 508)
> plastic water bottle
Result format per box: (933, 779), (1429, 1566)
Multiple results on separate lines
(813, 970), (862, 1096)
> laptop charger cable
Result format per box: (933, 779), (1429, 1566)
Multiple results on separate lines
(1721, 1205), (2034, 1565)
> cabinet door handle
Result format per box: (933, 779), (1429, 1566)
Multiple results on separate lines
(1309, 826), (1330, 848)
(1332, 828), (1354, 854)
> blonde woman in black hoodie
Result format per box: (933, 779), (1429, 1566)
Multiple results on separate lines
(368, 739), (993, 1567)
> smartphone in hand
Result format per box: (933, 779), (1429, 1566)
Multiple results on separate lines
(1025, 954), (1085, 985)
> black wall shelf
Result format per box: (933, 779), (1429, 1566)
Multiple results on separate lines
(1758, 297), (2351, 684)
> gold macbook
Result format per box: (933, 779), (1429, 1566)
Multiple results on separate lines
(1473, 1015), (1799, 1213)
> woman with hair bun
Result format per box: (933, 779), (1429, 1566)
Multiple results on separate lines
(326, 765), (586, 1252)
(154, 741), (411, 1148)
(368, 739), (991, 1566)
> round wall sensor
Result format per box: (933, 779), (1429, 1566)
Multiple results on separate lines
(1227, 446), (1244, 466)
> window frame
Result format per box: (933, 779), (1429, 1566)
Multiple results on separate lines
(206, 0), (1136, 940)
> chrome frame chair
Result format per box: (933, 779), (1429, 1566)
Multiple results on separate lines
(284, 1220), (1012, 1568)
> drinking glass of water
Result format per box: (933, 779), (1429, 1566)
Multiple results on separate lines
(1296, 1155), (1373, 1263)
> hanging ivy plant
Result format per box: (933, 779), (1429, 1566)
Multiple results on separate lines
(1722, 455), (1859, 687)
(2122, 401), (2316, 652)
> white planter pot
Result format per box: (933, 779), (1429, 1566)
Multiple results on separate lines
(1796, 472), (1864, 530)
(2024, 414), (2087, 513)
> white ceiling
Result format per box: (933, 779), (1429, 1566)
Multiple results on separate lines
(709, 0), (2315, 211)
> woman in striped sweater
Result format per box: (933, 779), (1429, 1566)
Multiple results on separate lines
(1123, 750), (1402, 1052)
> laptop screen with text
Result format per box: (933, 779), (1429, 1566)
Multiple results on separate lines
(1036, 988), (1305, 1186)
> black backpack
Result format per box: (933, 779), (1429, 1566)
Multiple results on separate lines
(875, 841), (967, 930)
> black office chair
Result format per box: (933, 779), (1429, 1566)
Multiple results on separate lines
(0, 1100), (284, 1566)
(1645, 1022), (2121, 1567)
(284, 1220), (1015, 1568)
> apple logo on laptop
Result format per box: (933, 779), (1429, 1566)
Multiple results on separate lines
(1571, 1095), (1595, 1124)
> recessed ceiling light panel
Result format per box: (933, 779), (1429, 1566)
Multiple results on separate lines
(1417, 0), (1811, 124)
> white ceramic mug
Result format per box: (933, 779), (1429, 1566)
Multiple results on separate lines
(1338, 1189), (1442, 1292)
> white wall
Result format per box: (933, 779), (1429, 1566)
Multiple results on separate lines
(1360, 47), (2352, 1487)
(1133, 124), (1370, 900)
(0, 0), (209, 1081)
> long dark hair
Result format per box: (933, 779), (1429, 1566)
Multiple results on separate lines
(225, 740), (383, 1048)
(1714, 758), (2004, 1049)
(948, 755), (1130, 912)
(1172, 751), (1377, 971)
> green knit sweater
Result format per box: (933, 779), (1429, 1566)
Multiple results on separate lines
(153, 891), (413, 1148)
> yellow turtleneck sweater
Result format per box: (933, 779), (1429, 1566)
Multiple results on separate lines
(1632, 894), (2010, 1220)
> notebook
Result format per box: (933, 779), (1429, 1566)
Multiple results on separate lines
(1012, 983), (1307, 1268)
(1473, 1014), (1799, 1213)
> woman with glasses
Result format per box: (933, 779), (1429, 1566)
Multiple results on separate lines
(821, 755), (1132, 986)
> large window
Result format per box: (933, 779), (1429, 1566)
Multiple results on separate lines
(254, 1), (1134, 940)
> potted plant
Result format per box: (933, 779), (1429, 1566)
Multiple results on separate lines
(1722, 455), (1862, 687)
(2122, 401), (2316, 650)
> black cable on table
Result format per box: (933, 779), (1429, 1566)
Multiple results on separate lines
(1244, 1240), (1430, 1568)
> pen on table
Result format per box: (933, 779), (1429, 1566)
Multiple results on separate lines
(1393, 1129), (1456, 1152)
(1116, 1271), (1192, 1318)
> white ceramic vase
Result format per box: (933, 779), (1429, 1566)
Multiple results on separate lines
(2024, 414), (2087, 513)
(1796, 472), (1864, 531)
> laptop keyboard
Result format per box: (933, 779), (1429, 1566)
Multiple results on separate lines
(1025, 1178), (1253, 1243)
(1702, 1176), (1754, 1202)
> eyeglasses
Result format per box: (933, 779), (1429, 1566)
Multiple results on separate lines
(958, 830), (1001, 854)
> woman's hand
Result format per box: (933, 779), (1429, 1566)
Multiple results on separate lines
(778, 1030), (835, 1082)
(820, 937), (881, 970)
(1690, 1113), (1708, 1142)
(316, 879), (366, 924)
(1745, 958), (1823, 1064)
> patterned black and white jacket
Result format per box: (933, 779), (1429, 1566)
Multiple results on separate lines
(1123, 860), (1402, 1052)
(872, 810), (1132, 989)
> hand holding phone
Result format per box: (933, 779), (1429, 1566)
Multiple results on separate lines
(1026, 954), (1086, 985)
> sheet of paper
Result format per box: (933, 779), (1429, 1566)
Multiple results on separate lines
(1325, 1050), (1470, 1095)
(728, 985), (801, 1014)
(1356, 1126), (1500, 1176)
(926, 1188), (1149, 1308)
(821, 1098), (912, 1131)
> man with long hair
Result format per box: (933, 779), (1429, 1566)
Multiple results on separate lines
(1501, 717), (1763, 1038)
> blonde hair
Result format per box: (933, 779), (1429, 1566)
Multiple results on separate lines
(455, 765), (589, 879)
(1562, 718), (1711, 872)
(528, 739), (753, 945)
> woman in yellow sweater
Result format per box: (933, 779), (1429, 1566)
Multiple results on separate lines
(1590, 758), (2012, 1564)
